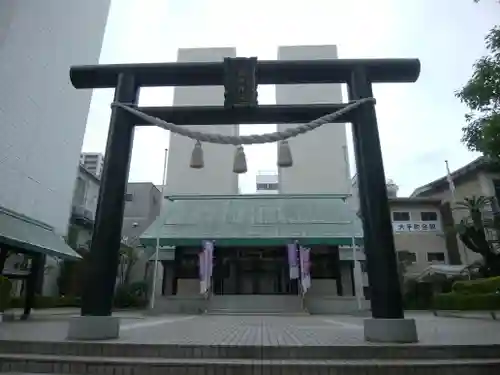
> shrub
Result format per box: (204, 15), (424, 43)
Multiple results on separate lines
(6, 282), (148, 310)
(403, 280), (434, 310)
(452, 276), (500, 295)
(0, 276), (12, 312)
(113, 282), (148, 309)
(433, 292), (500, 310)
(10, 295), (81, 309)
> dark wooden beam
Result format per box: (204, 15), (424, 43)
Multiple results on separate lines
(70, 58), (420, 89)
(81, 73), (139, 317)
(134, 103), (352, 126)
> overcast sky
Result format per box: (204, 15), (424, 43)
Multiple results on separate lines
(82, 0), (499, 196)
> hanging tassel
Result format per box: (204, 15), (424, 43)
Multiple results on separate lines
(277, 140), (293, 168)
(190, 141), (204, 169)
(233, 145), (247, 174)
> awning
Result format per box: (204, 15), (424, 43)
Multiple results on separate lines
(141, 194), (363, 247)
(0, 206), (81, 260)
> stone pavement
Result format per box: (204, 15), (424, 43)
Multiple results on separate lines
(1, 312), (500, 346)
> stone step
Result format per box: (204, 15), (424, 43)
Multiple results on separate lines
(207, 295), (305, 314)
(205, 310), (310, 316)
(1, 341), (500, 360)
(1, 353), (500, 375)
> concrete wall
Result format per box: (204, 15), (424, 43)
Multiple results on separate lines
(123, 183), (161, 224)
(166, 47), (239, 195)
(0, 0), (110, 235)
(276, 45), (350, 194)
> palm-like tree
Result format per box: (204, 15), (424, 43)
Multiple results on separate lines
(455, 195), (500, 276)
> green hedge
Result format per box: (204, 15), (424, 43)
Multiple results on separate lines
(10, 295), (81, 309)
(2, 280), (148, 310)
(113, 282), (148, 309)
(452, 276), (500, 295)
(0, 276), (12, 312)
(433, 292), (500, 310)
(9, 293), (147, 310)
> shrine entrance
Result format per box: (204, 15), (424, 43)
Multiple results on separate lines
(212, 247), (295, 295)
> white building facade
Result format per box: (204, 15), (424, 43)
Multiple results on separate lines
(276, 45), (351, 195)
(0, 0), (110, 235)
(0, 1), (110, 295)
(165, 47), (240, 195)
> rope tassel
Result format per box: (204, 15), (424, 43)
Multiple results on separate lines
(190, 141), (204, 169)
(233, 145), (247, 174)
(277, 140), (293, 168)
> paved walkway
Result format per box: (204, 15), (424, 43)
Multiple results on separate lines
(1, 312), (499, 346)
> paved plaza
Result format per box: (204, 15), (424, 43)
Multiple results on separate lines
(1, 312), (500, 346)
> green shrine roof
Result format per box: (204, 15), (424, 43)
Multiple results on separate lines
(140, 194), (363, 247)
(0, 206), (81, 260)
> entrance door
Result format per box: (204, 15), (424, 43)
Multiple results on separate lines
(214, 247), (291, 295)
(236, 254), (286, 294)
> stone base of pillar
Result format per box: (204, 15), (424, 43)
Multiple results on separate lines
(67, 316), (120, 340)
(0, 312), (16, 322)
(364, 318), (418, 343)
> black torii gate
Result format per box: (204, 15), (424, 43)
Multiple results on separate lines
(68, 57), (420, 342)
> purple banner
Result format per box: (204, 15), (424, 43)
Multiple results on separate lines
(299, 246), (311, 294)
(203, 240), (214, 291)
(199, 249), (207, 294)
(287, 243), (299, 280)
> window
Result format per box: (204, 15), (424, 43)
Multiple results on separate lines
(397, 250), (417, 263)
(392, 211), (410, 221)
(125, 193), (133, 202)
(420, 211), (438, 221)
(427, 252), (445, 262)
(256, 183), (279, 191)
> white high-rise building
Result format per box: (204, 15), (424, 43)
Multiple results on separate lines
(80, 152), (105, 178)
(0, 1), (110, 235)
(165, 47), (240, 195)
(256, 171), (279, 194)
(276, 45), (351, 195)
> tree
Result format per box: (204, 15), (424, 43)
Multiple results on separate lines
(397, 250), (416, 293)
(117, 246), (139, 286)
(455, 196), (500, 276)
(456, 1), (500, 158)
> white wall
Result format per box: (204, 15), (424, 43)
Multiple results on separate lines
(165, 47), (239, 195)
(0, 0), (110, 235)
(276, 45), (351, 195)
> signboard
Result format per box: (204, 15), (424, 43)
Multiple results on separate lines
(392, 221), (440, 233)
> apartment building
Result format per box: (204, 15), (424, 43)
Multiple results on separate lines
(80, 153), (105, 178)
(256, 171), (279, 194)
